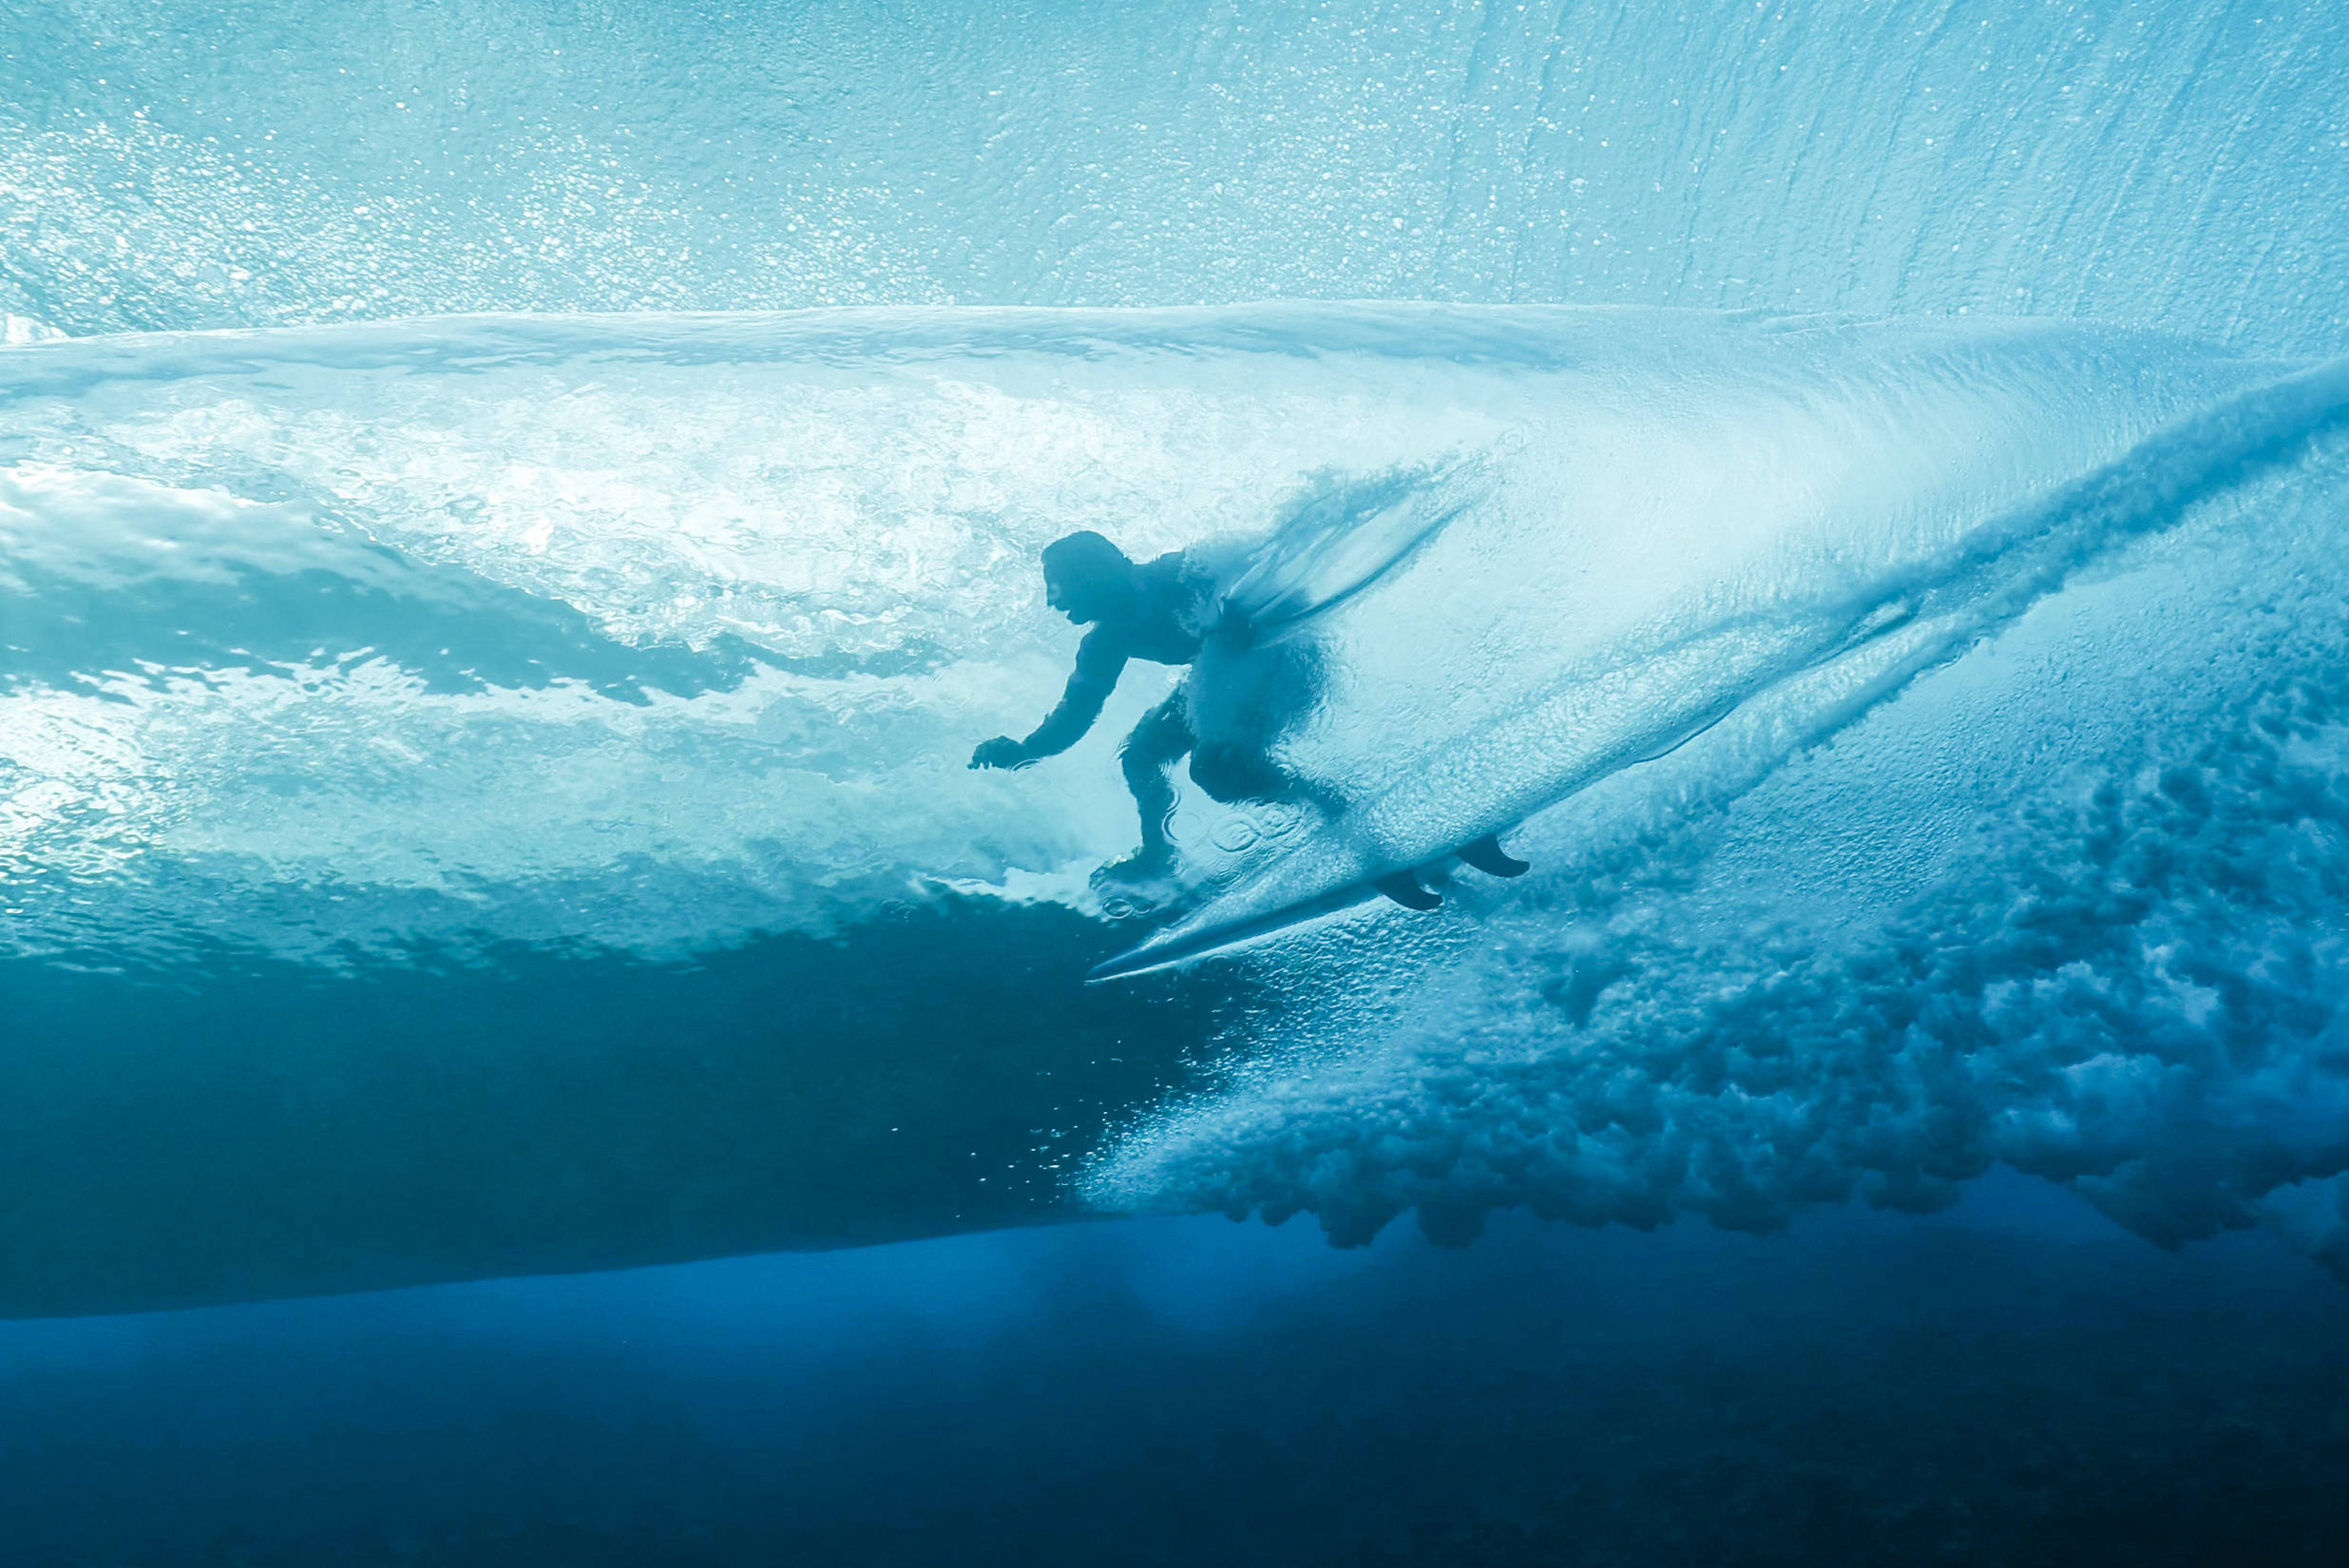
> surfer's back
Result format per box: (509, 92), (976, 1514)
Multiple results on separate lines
(1110, 550), (1216, 666)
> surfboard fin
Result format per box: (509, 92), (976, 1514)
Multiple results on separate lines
(1372, 871), (1442, 910)
(1458, 833), (1529, 878)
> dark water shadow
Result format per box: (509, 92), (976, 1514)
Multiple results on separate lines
(0, 896), (1249, 1317)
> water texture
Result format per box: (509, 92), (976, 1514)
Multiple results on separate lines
(8, 3), (2349, 1562)
(3, 0), (2348, 1310)
(7, 1), (2348, 349)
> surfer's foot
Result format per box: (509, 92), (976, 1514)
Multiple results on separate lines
(1092, 848), (1183, 921)
(1098, 845), (1177, 884)
(1373, 871), (1442, 911)
(1458, 832), (1529, 879)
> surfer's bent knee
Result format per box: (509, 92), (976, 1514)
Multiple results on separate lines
(1189, 743), (1286, 805)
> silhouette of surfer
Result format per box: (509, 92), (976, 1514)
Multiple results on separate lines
(969, 529), (1526, 908)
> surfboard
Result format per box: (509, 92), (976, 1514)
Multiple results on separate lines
(1087, 837), (1501, 981)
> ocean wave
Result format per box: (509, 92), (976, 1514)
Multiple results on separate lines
(6, 303), (2347, 1308)
(1092, 418), (2349, 1272)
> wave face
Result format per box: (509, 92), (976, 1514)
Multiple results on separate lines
(5, 1), (2348, 1314)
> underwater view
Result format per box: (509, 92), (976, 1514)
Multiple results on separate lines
(5, 0), (2349, 1562)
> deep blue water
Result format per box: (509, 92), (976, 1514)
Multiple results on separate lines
(5, 1), (2349, 1562)
(6, 1178), (2346, 1566)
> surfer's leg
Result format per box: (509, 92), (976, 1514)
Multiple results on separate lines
(1372, 870), (1442, 911)
(1118, 695), (1194, 867)
(1189, 742), (1350, 822)
(1188, 742), (1287, 805)
(1187, 634), (1347, 818)
(1458, 832), (1529, 878)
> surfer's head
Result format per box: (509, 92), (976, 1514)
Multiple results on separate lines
(1041, 530), (1135, 624)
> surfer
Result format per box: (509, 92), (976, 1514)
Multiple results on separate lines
(969, 530), (1526, 908)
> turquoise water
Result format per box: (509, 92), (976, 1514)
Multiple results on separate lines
(4, 2), (2348, 1562)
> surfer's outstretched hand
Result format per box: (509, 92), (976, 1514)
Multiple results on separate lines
(969, 736), (1031, 770)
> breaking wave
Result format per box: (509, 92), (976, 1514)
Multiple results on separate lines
(5, 304), (2349, 1311)
(7, 0), (2349, 1314)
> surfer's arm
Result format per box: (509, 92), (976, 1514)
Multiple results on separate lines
(969, 633), (1127, 769)
(1021, 633), (1127, 756)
